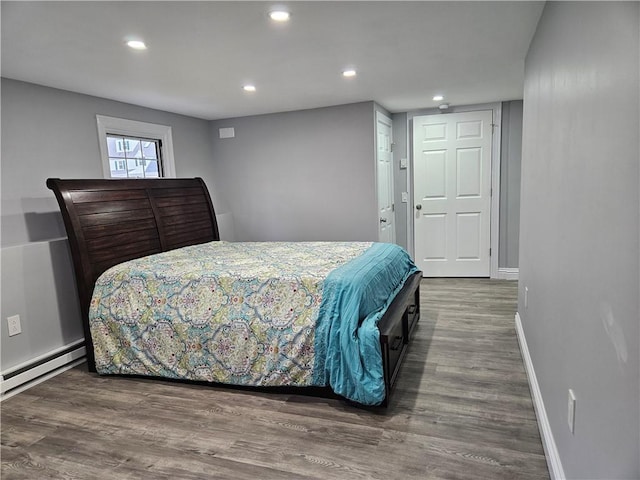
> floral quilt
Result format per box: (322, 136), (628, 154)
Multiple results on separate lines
(89, 241), (372, 387)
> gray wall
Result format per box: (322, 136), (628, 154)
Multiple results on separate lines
(519, 3), (639, 478)
(499, 100), (522, 269)
(209, 102), (378, 242)
(1, 78), (218, 371)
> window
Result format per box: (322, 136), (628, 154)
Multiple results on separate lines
(106, 134), (162, 178)
(96, 115), (176, 179)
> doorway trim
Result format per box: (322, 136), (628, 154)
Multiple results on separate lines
(406, 102), (502, 278)
(375, 110), (396, 243)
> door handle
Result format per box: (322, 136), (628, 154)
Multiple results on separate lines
(416, 204), (422, 210)
(380, 217), (387, 223)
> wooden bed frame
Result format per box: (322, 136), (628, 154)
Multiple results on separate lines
(47, 177), (421, 405)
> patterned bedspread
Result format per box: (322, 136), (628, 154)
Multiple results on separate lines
(89, 241), (416, 404)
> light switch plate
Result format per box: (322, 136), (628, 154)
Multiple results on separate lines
(401, 192), (408, 203)
(400, 158), (408, 169)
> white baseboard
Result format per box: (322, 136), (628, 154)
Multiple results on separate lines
(497, 267), (519, 280)
(515, 312), (565, 480)
(1, 339), (86, 400)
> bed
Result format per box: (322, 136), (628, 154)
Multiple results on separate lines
(47, 177), (421, 406)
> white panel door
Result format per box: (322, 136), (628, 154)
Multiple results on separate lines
(376, 112), (395, 243)
(413, 110), (492, 277)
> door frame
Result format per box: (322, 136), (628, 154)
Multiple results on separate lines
(406, 102), (502, 278)
(375, 110), (396, 243)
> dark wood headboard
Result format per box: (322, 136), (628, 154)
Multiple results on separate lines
(47, 177), (220, 370)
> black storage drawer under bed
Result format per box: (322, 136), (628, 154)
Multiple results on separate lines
(377, 272), (422, 397)
(380, 313), (406, 389)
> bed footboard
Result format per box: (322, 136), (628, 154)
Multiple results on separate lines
(378, 271), (421, 406)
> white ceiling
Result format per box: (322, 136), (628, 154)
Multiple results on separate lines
(1, 1), (544, 120)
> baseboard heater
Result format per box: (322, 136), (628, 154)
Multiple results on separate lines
(0, 339), (86, 400)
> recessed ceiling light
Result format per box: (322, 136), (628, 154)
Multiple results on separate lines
(342, 69), (357, 78)
(243, 85), (257, 92)
(126, 40), (147, 50)
(433, 95), (444, 101)
(269, 10), (290, 22)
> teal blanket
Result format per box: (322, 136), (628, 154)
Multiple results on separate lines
(314, 243), (418, 405)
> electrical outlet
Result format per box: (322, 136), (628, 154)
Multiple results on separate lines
(568, 389), (576, 434)
(7, 315), (22, 336)
(524, 286), (529, 309)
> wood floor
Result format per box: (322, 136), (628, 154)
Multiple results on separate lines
(1, 279), (549, 480)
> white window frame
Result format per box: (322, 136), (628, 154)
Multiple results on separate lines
(96, 115), (176, 179)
